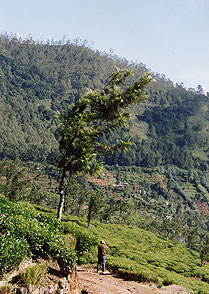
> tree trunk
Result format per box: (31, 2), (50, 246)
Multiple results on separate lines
(57, 167), (67, 221)
(87, 205), (92, 229)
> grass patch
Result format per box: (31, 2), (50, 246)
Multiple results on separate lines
(16, 264), (48, 287)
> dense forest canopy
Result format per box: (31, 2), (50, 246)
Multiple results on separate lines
(0, 33), (208, 171)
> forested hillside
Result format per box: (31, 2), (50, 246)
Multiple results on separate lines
(0, 33), (208, 170)
(0, 33), (209, 236)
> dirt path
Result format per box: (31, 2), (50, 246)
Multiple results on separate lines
(77, 266), (190, 294)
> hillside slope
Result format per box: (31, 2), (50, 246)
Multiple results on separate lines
(0, 196), (209, 293)
(0, 34), (209, 279)
(86, 220), (209, 293)
(0, 34), (208, 170)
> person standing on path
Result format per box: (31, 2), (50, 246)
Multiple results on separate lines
(97, 240), (108, 273)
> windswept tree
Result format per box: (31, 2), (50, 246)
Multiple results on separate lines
(57, 68), (152, 220)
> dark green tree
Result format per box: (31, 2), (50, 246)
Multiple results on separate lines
(87, 191), (105, 228)
(0, 159), (31, 201)
(57, 68), (152, 220)
(118, 198), (134, 221)
(160, 216), (183, 241)
(200, 234), (209, 265)
(64, 175), (90, 216)
(0, 159), (45, 203)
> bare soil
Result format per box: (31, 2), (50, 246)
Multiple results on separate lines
(87, 175), (112, 187)
(77, 266), (190, 294)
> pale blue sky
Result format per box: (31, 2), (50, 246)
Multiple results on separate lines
(0, 0), (209, 92)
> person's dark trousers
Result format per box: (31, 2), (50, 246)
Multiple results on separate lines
(97, 255), (106, 272)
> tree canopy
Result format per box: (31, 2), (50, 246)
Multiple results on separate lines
(57, 68), (152, 220)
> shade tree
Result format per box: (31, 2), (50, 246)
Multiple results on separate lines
(57, 68), (152, 220)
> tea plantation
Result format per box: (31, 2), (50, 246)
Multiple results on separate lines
(88, 221), (209, 293)
(0, 195), (209, 293)
(0, 195), (96, 276)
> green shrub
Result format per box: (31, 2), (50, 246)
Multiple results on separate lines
(162, 277), (174, 286)
(0, 198), (77, 275)
(157, 280), (163, 288)
(201, 273), (209, 283)
(60, 221), (98, 264)
(88, 220), (209, 293)
(111, 267), (159, 284)
(0, 235), (28, 274)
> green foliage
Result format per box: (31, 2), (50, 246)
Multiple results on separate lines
(0, 35), (116, 163)
(60, 221), (97, 264)
(0, 159), (46, 204)
(0, 33), (209, 292)
(0, 235), (28, 274)
(0, 33), (208, 172)
(111, 267), (159, 284)
(87, 191), (105, 228)
(0, 197), (77, 275)
(0, 159), (30, 201)
(1, 194), (209, 292)
(57, 68), (152, 220)
(200, 235), (209, 265)
(58, 68), (152, 175)
(64, 175), (90, 215)
(86, 220), (209, 292)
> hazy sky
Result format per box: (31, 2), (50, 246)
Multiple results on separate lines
(0, 0), (209, 92)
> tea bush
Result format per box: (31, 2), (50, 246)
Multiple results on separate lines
(0, 235), (28, 274)
(60, 220), (98, 264)
(1, 196), (209, 293)
(88, 220), (209, 292)
(0, 197), (77, 275)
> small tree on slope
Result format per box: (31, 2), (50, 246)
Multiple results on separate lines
(57, 68), (152, 220)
